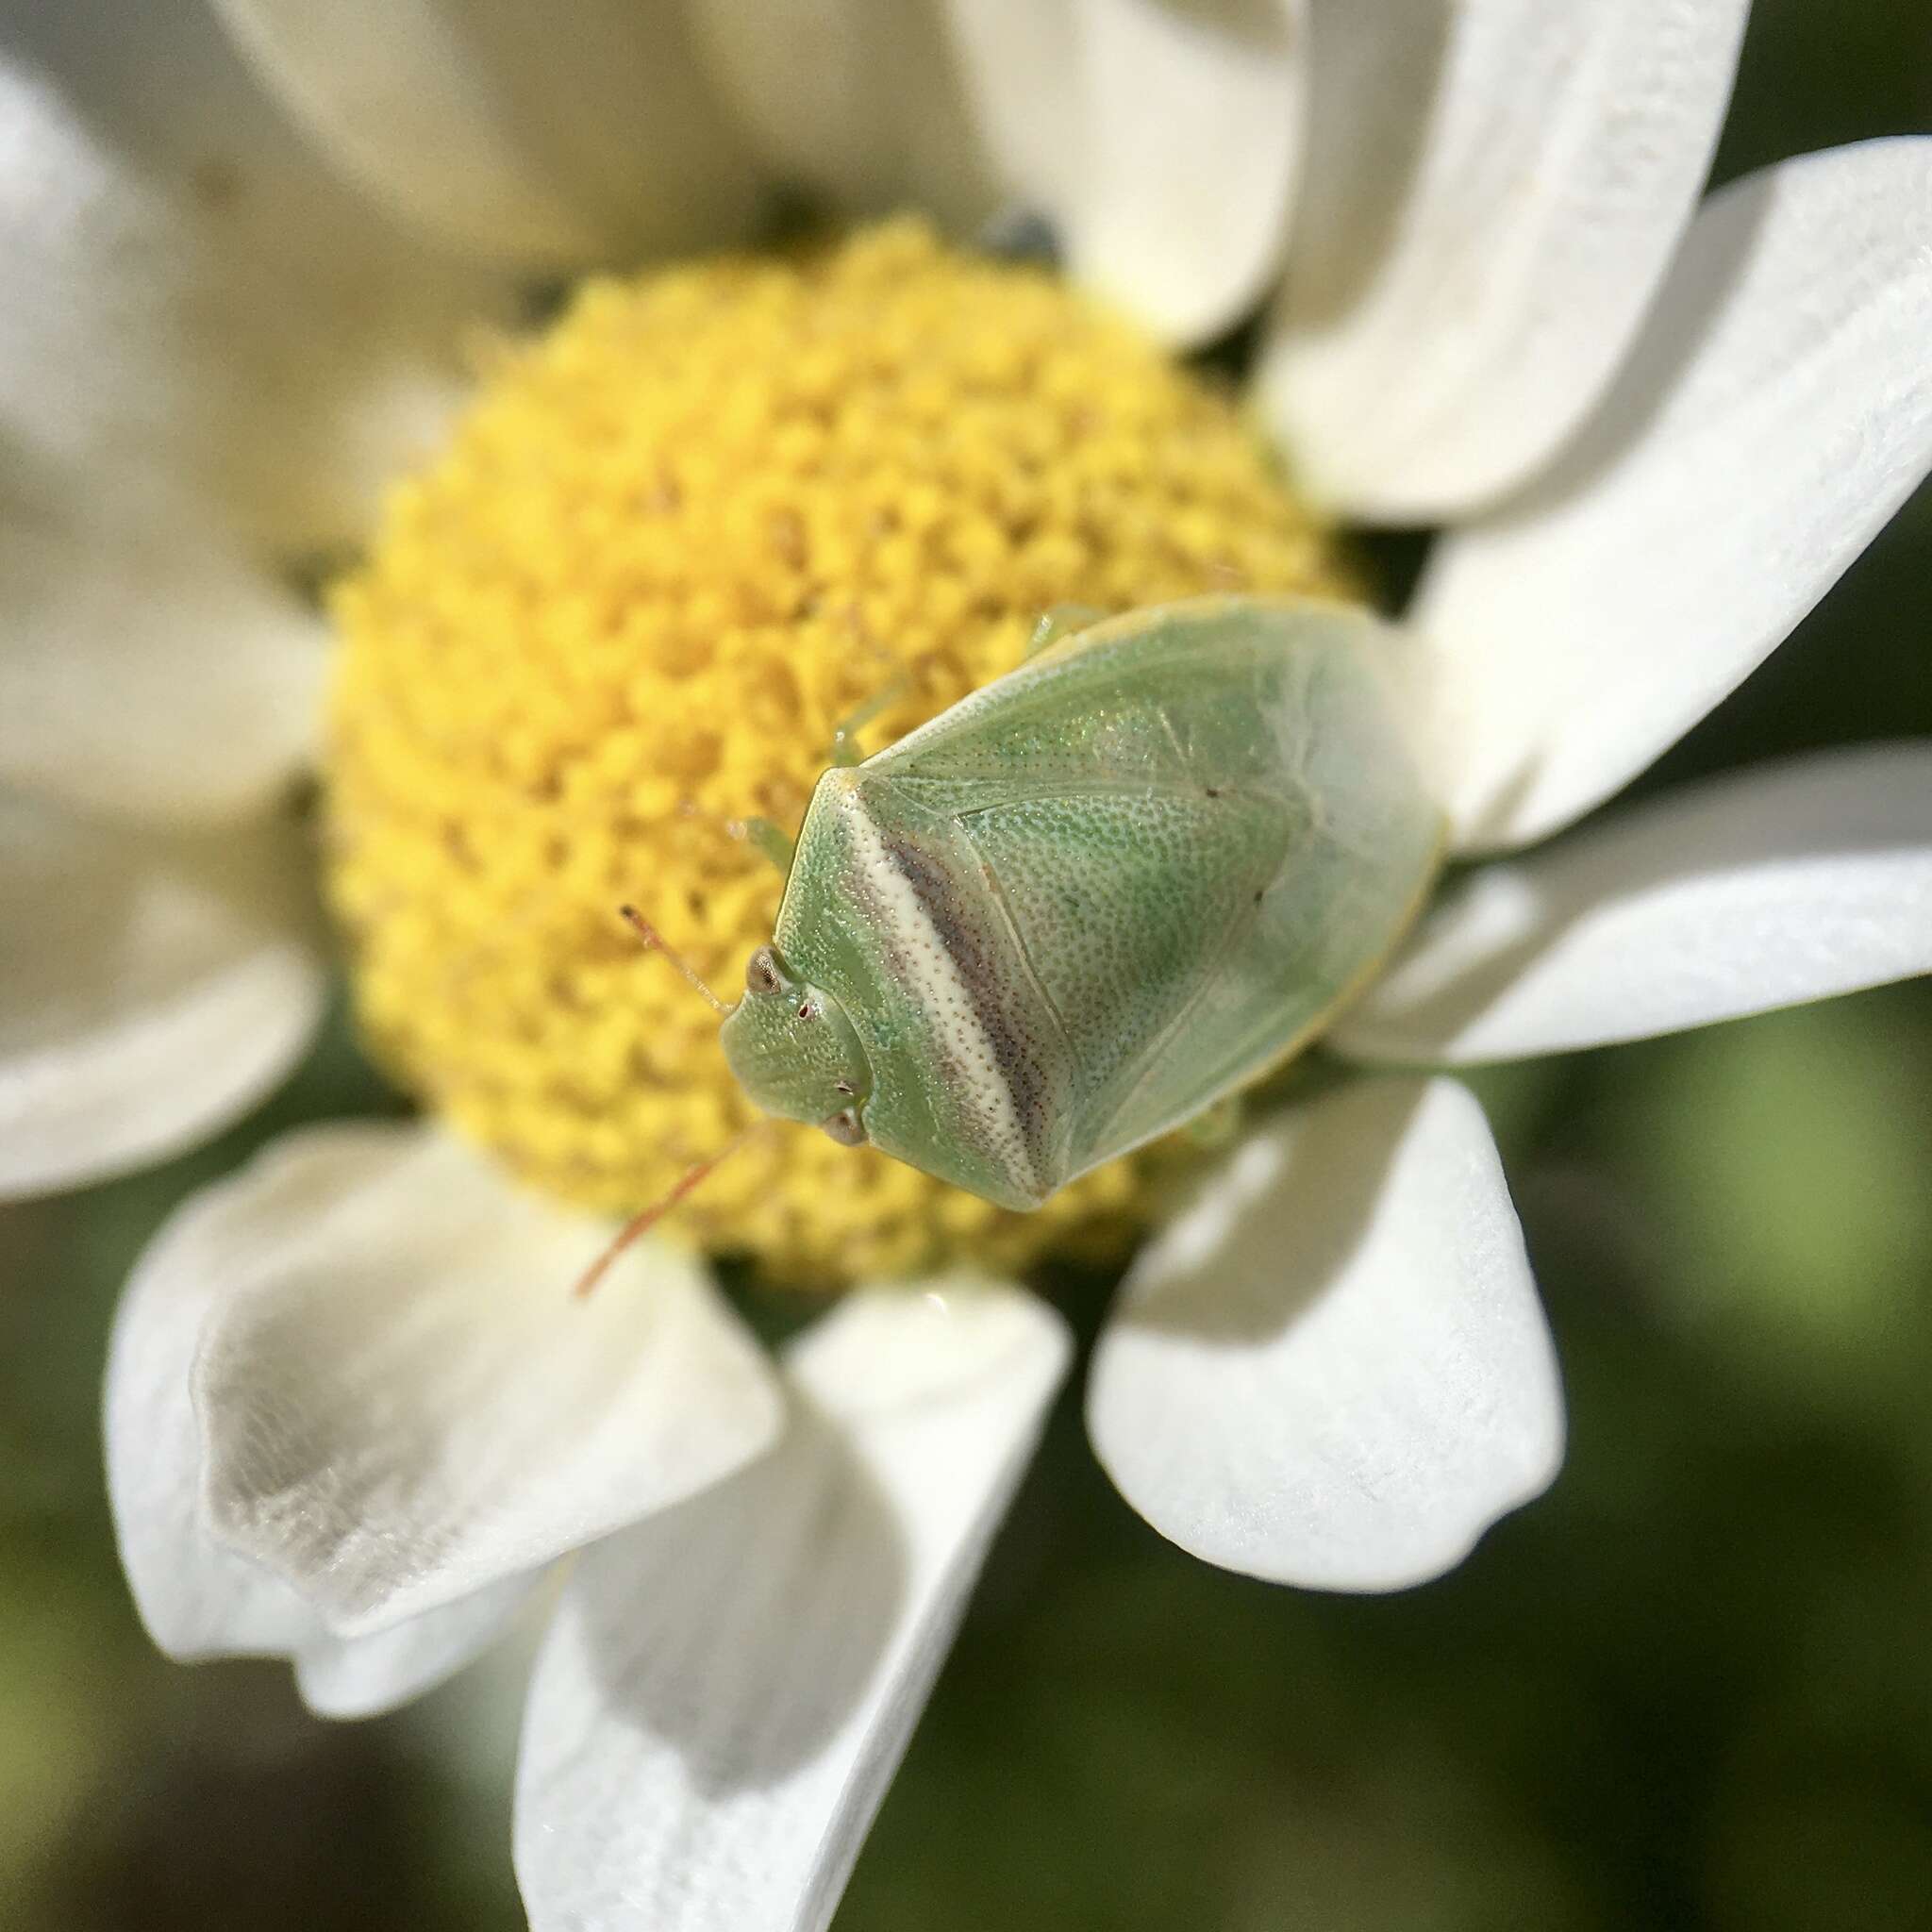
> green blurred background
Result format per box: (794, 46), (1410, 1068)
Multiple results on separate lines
(6, 5), (1931, 1926)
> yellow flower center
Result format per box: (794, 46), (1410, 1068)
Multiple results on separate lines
(325, 222), (1346, 1286)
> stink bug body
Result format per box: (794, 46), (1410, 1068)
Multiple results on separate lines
(717, 596), (1442, 1211)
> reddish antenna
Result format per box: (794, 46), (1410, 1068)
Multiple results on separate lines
(618, 905), (727, 1016)
(571, 1120), (770, 1299)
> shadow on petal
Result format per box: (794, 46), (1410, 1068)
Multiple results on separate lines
(1284, 0), (1454, 328)
(1447, 168), (1773, 532)
(574, 1388), (908, 1794)
(1337, 744), (1932, 1064)
(1121, 1080), (1423, 1345)
(1089, 1078), (1561, 1590)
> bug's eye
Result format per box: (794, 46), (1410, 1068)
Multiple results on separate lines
(744, 946), (782, 996)
(821, 1108), (865, 1147)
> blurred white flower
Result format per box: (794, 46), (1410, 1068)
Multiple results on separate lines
(3, 2), (1930, 1927)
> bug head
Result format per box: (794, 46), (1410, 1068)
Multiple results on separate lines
(720, 943), (874, 1146)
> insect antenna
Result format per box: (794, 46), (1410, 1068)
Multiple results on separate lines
(571, 1120), (771, 1299)
(617, 904), (728, 1015)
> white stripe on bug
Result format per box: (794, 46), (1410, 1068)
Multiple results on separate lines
(826, 774), (1041, 1198)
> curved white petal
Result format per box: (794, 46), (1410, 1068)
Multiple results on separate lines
(688, 0), (996, 233)
(213, 0), (764, 267)
(107, 1129), (340, 1660)
(1089, 1079), (1561, 1591)
(0, 6), (508, 551)
(1257, 0), (1748, 519)
(193, 1125), (782, 1636)
(1414, 137), (1932, 853)
(0, 795), (325, 1201)
(1333, 744), (1932, 1068)
(941, 0), (1306, 344)
(109, 1131), (551, 1709)
(0, 480), (325, 827)
(295, 1572), (541, 1721)
(514, 1283), (1068, 1932)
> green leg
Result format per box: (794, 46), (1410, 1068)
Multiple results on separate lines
(729, 816), (795, 874)
(829, 672), (910, 767)
(1025, 604), (1107, 659)
(1180, 1092), (1243, 1151)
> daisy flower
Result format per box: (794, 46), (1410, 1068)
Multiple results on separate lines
(4, 3), (1930, 1926)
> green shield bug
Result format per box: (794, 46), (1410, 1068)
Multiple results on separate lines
(580, 596), (1441, 1291)
(721, 595), (1441, 1202)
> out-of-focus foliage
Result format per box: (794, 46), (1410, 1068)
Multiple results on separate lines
(4, 3), (1930, 1925)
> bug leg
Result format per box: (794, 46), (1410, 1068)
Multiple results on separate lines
(829, 673), (910, 766)
(727, 815), (796, 874)
(1024, 604), (1107, 659)
(1180, 1092), (1244, 1151)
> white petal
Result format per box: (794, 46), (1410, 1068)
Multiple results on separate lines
(1414, 137), (1932, 853)
(514, 1282), (1069, 1932)
(212, 0), (763, 267)
(942, 0), (1306, 344)
(107, 1131), (383, 1661)
(109, 1124), (548, 1722)
(1257, 0), (1748, 519)
(0, 9), (508, 552)
(0, 481), (325, 827)
(295, 1573), (541, 1722)
(194, 1126), (782, 1635)
(689, 0), (997, 232)
(0, 795), (325, 1201)
(1089, 1079), (1561, 1591)
(1333, 744), (1932, 1068)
